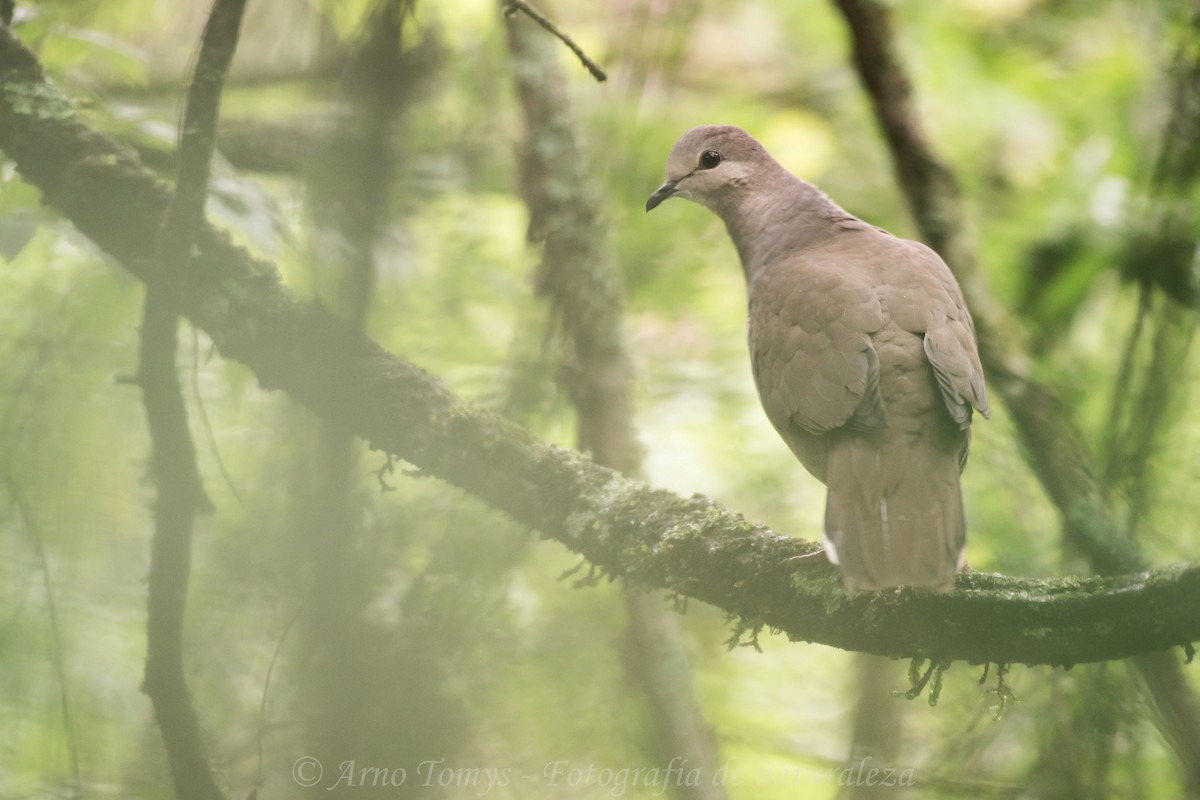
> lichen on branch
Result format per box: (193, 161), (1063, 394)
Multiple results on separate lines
(1, 26), (1198, 669)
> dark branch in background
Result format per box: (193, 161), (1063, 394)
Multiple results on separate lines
(1133, 0), (1200, 307)
(502, 0), (607, 83)
(1104, 1), (1200, 526)
(830, 0), (1200, 788)
(139, 1), (245, 799)
(218, 117), (330, 174)
(1109, 10), (1200, 786)
(127, 117), (332, 179)
(504, 12), (728, 799)
(2, 29), (1200, 670)
(1105, 295), (1196, 528)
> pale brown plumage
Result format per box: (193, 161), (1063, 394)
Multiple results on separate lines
(647, 125), (988, 592)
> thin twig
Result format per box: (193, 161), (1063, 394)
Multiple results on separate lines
(255, 591), (312, 792)
(191, 325), (244, 505)
(1101, 282), (1150, 489)
(6, 477), (81, 794)
(504, 0), (607, 82)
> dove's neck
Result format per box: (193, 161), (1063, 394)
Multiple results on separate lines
(716, 175), (859, 282)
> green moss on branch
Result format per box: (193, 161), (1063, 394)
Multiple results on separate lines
(2, 27), (1199, 667)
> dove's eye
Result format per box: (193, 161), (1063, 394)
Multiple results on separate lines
(699, 150), (722, 169)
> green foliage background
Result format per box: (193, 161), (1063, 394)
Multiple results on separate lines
(1, 0), (1198, 797)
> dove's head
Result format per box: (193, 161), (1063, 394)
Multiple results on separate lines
(646, 125), (780, 214)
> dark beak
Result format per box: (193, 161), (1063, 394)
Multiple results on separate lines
(645, 180), (678, 212)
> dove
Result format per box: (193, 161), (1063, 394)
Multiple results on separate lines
(648, 125), (988, 591)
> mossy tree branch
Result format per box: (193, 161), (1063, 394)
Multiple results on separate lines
(2, 27), (1199, 669)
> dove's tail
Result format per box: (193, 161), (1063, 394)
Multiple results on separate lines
(822, 426), (968, 593)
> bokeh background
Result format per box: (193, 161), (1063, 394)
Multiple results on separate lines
(2, 0), (1199, 797)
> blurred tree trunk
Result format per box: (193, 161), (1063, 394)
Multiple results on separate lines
(504, 10), (729, 798)
(294, 4), (463, 797)
(841, 654), (902, 800)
